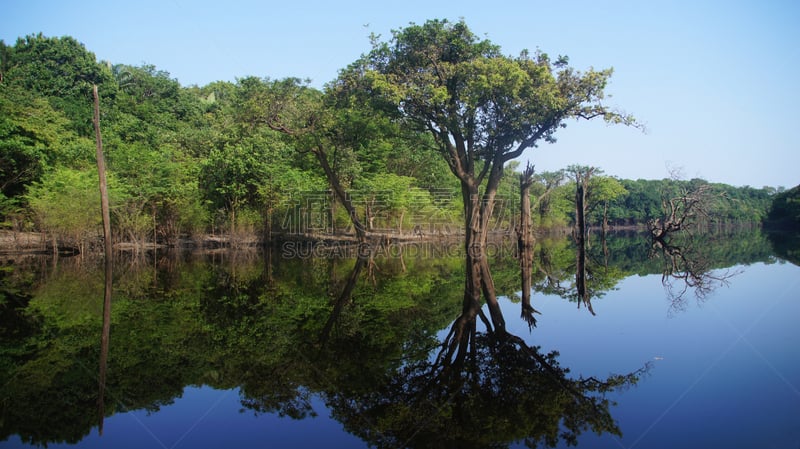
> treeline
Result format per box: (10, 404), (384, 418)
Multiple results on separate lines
(0, 34), (784, 250)
(766, 184), (800, 228)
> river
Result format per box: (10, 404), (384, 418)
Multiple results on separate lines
(1, 228), (798, 448)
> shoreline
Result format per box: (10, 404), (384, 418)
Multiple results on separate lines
(0, 225), (652, 257)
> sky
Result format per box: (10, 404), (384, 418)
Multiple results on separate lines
(3, 0), (799, 188)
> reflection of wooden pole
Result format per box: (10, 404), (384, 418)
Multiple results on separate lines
(93, 85), (113, 435)
(97, 263), (111, 435)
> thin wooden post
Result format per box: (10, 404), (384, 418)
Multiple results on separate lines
(92, 84), (113, 435)
(92, 85), (113, 259)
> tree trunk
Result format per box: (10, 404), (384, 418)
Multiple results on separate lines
(230, 205), (237, 244)
(460, 175), (506, 335)
(462, 182), (484, 327)
(152, 204), (157, 247)
(398, 210), (405, 235)
(365, 200), (374, 231)
(575, 182), (586, 249)
(313, 147), (367, 243)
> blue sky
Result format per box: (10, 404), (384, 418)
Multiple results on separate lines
(4, 0), (799, 188)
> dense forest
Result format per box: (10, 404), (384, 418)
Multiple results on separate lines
(0, 32), (786, 251)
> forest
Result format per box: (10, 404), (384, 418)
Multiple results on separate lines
(0, 30), (788, 252)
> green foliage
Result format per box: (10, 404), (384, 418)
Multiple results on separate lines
(0, 84), (89, 202)
(766, 184), (800, 228)
(354, 174), (435, 232)
(24, 167), (127, 247)
(363, 19), (636, 172)
(3, 34), (113, 136)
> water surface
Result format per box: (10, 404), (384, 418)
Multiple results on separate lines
(1, 229), (798, 448)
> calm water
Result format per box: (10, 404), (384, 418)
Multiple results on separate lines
(1, 229), (798, 448)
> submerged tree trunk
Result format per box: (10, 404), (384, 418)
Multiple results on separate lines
(574, 182), (586, 250)
(518, 164), (539, 328)
(459, 168), (506, 335)
(575, 237), (595, 315)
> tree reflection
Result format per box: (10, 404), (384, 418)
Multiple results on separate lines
(0, 229), (774, 447)
(650, 234), (741, 314)
(327, 258), (648, 449)
(532, 236), (628, 316)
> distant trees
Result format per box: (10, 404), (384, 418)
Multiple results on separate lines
(766, 185), (800, 228)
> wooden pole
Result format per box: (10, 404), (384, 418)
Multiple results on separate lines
(92, 85), (113, 259)
(92, 84), (113, 435)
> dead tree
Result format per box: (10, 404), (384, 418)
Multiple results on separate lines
(566, 165), (599, 246)
(517, 163), (540, 328)
(648, 181), (720, 243)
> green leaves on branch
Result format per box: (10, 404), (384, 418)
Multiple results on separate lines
(360, 19), (640, 175)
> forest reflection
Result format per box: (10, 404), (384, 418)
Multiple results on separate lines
(0, 228), (783, 447)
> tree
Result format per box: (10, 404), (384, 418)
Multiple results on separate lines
(199, 142), (270, 237)
(361, 19), (637, 332)
(354, 174), (431, 234)
(587, 175), (627, 233)
(566, 165), (600, 242)
(233, 76), (374, 243)
(517, 163), (540, 328)
(528, 170), (567, 227)
(647, 171), (724, 243)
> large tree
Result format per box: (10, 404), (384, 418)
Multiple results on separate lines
(359, 19), (637, 330)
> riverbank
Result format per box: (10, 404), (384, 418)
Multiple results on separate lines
(0, 225), (651, 257)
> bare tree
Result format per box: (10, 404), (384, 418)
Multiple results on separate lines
(517, 163), (540, 328)
(648, 168), (723, 243)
